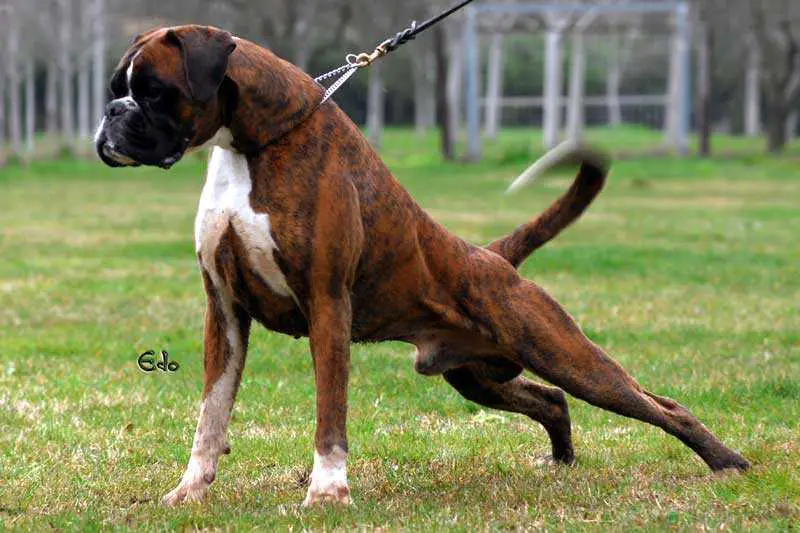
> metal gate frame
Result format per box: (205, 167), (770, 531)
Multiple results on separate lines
(463, 1), (691, 161)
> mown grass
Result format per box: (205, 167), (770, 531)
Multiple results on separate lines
(0, 128), (798, 530)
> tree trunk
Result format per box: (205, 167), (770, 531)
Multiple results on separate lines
(412, 48), (436, 136)
(8, 19), (22, 156)
(291, 39), (312, 72)
(543, 29), (564, 149)
(46, 58), (59, 136)
(0, 72), (6, 163)
(566, 32), (586, 141)
(697, 23), (713, 157)
(484, 33), (504, 141)
(766, 103), (789, 153)
(434, 25), (454, 161)
(77, 0), (91, 142)
(744, 39), (761, 137)
(412, 62), (427, 135)
(786, 110), (798, 141)
(78, 57), (91, 141)
(366, 61), (384, 149)
(59, 0), (75, 154)
(290, 15), (313, 72)
(25, 58), (35, 155)
(446, 32), (464, 143)
(92, 0), (107, 129)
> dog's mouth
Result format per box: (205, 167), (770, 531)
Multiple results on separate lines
(101, 142), (141, 167)
(98, 140), (185, 170)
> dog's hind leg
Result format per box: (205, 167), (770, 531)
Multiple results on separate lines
(444, 363), (575, 464)
(494, 281), (750, 472)
(163, 271), (252, 506)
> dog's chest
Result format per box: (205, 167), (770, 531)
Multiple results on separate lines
(195, 147), (294, 299)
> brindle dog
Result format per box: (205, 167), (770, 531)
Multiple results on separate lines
(95, 25), (750, 506)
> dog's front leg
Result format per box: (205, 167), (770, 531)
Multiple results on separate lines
(302, 293), (353, 506)
(163, 276), (252, 505)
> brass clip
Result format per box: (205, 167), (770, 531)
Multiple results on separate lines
(350, 39), (393, 68)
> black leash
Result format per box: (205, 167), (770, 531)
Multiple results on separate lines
(383, 0), (478, 54)
(256, 0), (477, 151)
(316, 0), (477, 103)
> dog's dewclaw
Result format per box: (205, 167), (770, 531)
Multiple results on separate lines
(506, 140), (609, 194)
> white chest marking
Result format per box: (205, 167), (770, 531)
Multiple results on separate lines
(195, 142), (294, 299)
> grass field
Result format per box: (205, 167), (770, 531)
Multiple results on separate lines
(1, 129), (798, 530)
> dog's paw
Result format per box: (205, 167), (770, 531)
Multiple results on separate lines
(302, 480), (351, 507)
(162, 462), (216, 506)
(709, 451), (751, 473)
(162, 481), (209, 506)
(534, 453), (575, 467)
(534, 454), (559, 467)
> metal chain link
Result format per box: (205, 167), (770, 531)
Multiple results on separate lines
(313, 0), (476, 105)
(316, 66), (359, 104)
(314, 54), (366, 104)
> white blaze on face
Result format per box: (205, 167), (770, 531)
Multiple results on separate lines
(109, 50), (143, 112)
(126, 50), (141, 96)
(96, 50), (142, 148)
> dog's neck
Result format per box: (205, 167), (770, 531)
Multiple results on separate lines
(223, 38), (325, 154)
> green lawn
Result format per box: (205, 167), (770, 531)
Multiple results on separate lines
(0, 129), (798, 530)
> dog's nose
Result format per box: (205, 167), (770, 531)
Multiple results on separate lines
(106, 98), (136, 118)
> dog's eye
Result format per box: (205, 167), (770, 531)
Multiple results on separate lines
(130, 78), (168, 104)
(139, 85), (163, 103)
(146, 90), (163, 103)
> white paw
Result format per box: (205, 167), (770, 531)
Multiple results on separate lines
(302, 479), (351, 507)
(534, 454), (560, 467)
(162, 456), (216, 506)
(162, 480), (210, 506)
(302, 447), (351, 507)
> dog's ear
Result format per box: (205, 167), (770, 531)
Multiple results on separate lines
(166, 26), (236, 103)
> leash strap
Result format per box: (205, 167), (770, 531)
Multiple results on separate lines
(315, 0), (476, 104)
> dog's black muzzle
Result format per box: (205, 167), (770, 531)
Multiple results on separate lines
(95, 98), (189, 170)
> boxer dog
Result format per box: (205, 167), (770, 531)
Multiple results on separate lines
(95, 25), (750, 506)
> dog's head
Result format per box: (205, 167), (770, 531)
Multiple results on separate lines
(95, 25), (236, 169)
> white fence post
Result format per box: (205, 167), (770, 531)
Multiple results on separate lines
(543, 26), (564, 149)
(465, 6), (481, 162)
(567, 32), (587, 141)
(484, 33), (504, 141)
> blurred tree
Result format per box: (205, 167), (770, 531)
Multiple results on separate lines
(434, 24), (454, 160)
(748, 0), (800, 153)
(694, 0), (727, 157)
(91, 0), (107, 133)
(0, 6), (6, 165)
(57, 0), (75, 154)
(226, 0), (350, 71)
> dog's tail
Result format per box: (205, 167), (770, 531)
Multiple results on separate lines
(486, 140), (611, 268)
